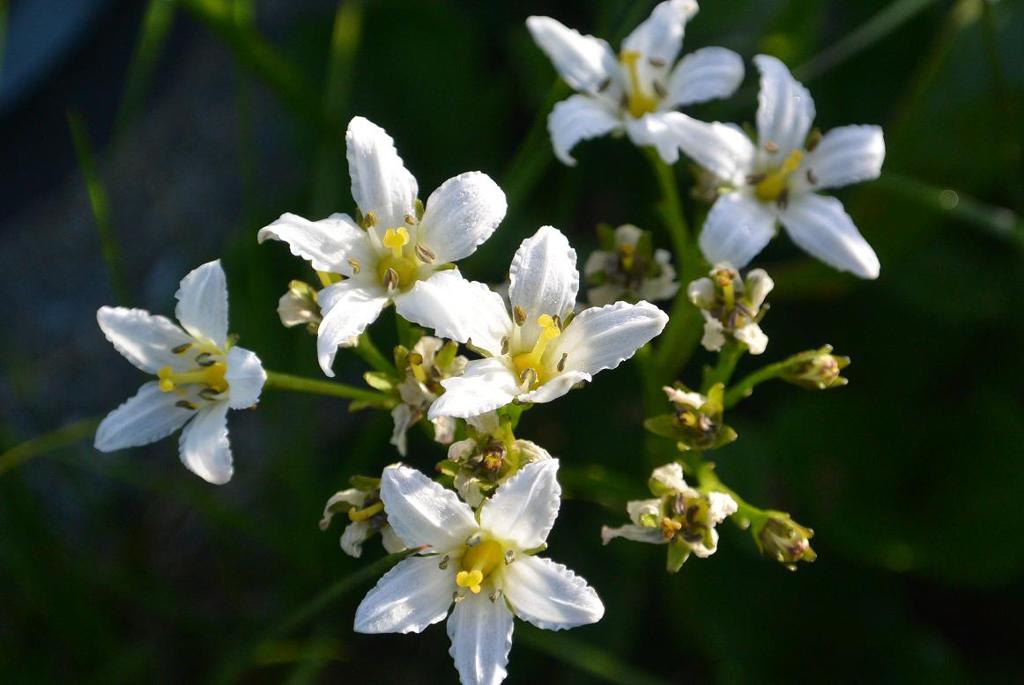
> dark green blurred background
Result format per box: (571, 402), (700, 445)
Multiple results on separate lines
(1, 0), (1022, 682)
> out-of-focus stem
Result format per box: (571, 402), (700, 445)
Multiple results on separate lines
(264, 370), (391, 406)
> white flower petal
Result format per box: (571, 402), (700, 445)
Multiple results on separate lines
(94, 381), (194, 451)
(708, 491), (739, 523)
(380, 464), (478, 552)
(651, 463), (688, 492)
(553, 301), (668, 377)
(174, 260), (229, 348)
(744, 269), (774, 309)
(340, 520), (371, 558)
(96, 306), (194, 374)
(548, 94), (622, 166)
(799, 125), (885, 191)
(627, 498), (663, 525)
(390, 404), (414, 456)
(429, 359), (521, 420)
(319, 488), (366, 530)
(225, 346), (265, 409)
(601, 524), (666, 545)
(447, 591), (515, 685)
(394, 272), (512, 357)
(354, 556), (454, 634)
(625, 112), (684, 164)
(754, 54), (815, 163)
(779, 193), (880, 279)
(698, 192), (778, 268)
(665, 115), (755, 184)
(480, 459), (561, 551)
(508, 226), (579, 346)
(503, 555), (604, 630)
(417, 172), (506, 264)
(178, 400), (233, 485)
(700, 313), (726, 352)
(525, 16), (619, 95)
(256, 212), (369, 276)
(734, 322), (768, 355)
(381, 526), (407, 554)
(622, 0), (697, 65)
(346, 116), (418, 228)
(687, 277), (716, 308)
(665, 46), (745, 108)
(518, 370), (590, 405)
(315, 280), (389, 377)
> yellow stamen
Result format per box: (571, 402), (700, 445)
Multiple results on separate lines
(511, 315), (561, 388)
(620, 51), (659, 118)
(619, 243), (636, 271)
(410, 357), (428, 384)
(456, 539), (503, 594)
(157, 362), (227, 393)
(660, 517), (683, 540)
(382, 227), (410, 259)
(755, 149), (804, 202)
(348, 501), (384, 522)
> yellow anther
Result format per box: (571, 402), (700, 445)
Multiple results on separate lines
(157, 362), (228, 394)
(618, 243), (636, 271)
(511, 315), (562, 388)
(456, 539), (503, 594)
(660, 517), (683, 540)
(382, 227), (410, 258)
(755, 149), (804, 202)
(455, 570), (484, 594)
(347, 500), (384, 523)
(410, 359), (428, 384)
(620, 51), (659, 118)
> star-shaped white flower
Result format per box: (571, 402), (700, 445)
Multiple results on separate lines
(355, 459), (604, 685)
(673, 55), (885, 278)
(94, 260), (266, 484)
(527, 0), (744, 165)
(395, 226), (668, 419)
(258, 116), (507, 376)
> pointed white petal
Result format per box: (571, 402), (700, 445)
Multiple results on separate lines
(508, 226), (579, 345)
(754, 54), (815, 163)
(174, 260), (229, 348)
(447, 591), (514, 685)
(225, 346), (265, 409)
(651, 462), (689, 491)
(601, 523), (665, 545)
(417, 172), (506, 264)
(96, 306), (194, 374)
(480, 459), (561, 550)
(525, 16), (619, 95)
(178, 401), (233, 485)
(552, 301), (668, 377)
(623, 0), (696, 62)
(700, 313), (727, 352)
(354, 556), (454, 634)
(734, 322), (768, 355)
(625, 112), (684, 164)
(517, 370), (590, 405)
(315, 280), (389, 377)
(698, 192), (778, 268)
(256, 212), (370, 276)
(390, 404), (414, 456)
(503, 555), (604, 630)
(779, 193), (880, 279)
(346, 116), (418, 227)
(548, 94), (622, 166)
(94, 381), (194, 451)
(665, 46), (745, 107)
(428, 359), (521, 420)
(663, 114), (755, 184)
(708, 491), (739, 523)
(394, 272), (512, 356)
(340, 520), (371, 558)
(798, 125), (885, 192)
(379, 464), (478, 552)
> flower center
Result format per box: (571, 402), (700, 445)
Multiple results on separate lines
(376, 227), (420, 291)
(157, 345), (228, 395)
(511, 315), (561, 389)
(620, 51), (659, 118)
(455, 539), (504, 594)
(755, 149), (803, 202)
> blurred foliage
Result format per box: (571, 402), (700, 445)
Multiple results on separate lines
(1, 0), (1023, 682)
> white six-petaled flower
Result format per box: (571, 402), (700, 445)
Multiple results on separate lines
(393, 226), (668, 419)
(527, 0), (744, 165)
(672, 55), (885, 278)
(94, 260), (266, 484)
(354, 459), (604, 685)
(258, 116), (507, 376)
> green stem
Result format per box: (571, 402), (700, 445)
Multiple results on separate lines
(0, 418), (100, 478)
(643, 147), (689, 261)
(353, 332), (393, 374)
(701, 343), (744, 393)
(693, 460), (766, 530)
(263, 370), (391, 406)
(723, 359), (789, 409)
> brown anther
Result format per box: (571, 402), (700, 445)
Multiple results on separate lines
(175, 400), (198, 410)
(415, 243), (436, 264)
(383, 267), (399, 291)
(405, 213), (418, 225)
(746, 172), (767, 185)
(513, 305), (527, 326)
(195, 352), (215, 367)
(805, 129), (822, 152)
(504, 549), (515, 565)
(660, 517), (683, 540)
(648, 57), (667, 67)
(519, 367), (537, 387)
(362, 210), (378, 228)
(777, 188), (790, 210)
(438, 555), (450, 570)
(489, 589), (502, 603)
(597, 77), (611, 93)
(199, 387), (222, 401)
(805, 169), (818, 185)
(552, 314), (562, 330)
(171, 342), (192, 354)
(500, 336), (510, 355)
(763, 140), (779, 154)
(347, 257), (361, 274)
(652, 80), (667, 98)
(557, 353), (568, 372)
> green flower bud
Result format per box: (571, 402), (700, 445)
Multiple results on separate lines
(754, 512), (817, 571)
(781, 345), (850, 390)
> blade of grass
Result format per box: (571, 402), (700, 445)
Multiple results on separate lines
(114, 0), (177, 136)
(67, 111), (130, 305)
(0, 418), (99, 478)
(518, 625), (670, 685)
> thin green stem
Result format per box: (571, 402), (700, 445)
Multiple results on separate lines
(352, 333), (393, 374)
(643, 148), (689, 260)
(0, 418), (100, 478)
(263, 370), (392, 406)
(723, 359), (788, 409)
(693, 460), (766, 530)
(701, 343), (744, 394)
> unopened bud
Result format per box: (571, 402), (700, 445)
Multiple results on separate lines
(781, 345), (850, 390)
(277, 280), (322, 332)
(754, 512), (816, 571)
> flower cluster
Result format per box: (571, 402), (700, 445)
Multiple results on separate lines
(91, 2), (882, 682)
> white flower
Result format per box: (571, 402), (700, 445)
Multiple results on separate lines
(688, 262), (773, 354)
(527, 0), (744, 165)
(584, 224), (679, 306)
(258, 116), (507, 376)
(390, 336), (467, 456)
(673, 55), (885, 278)
(94, 260), (266, 485)
(319, 482), (406, 559)
(354, 459), (603, 685)
(601, 463), (736, 570)
(396, 226), (668, 419)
